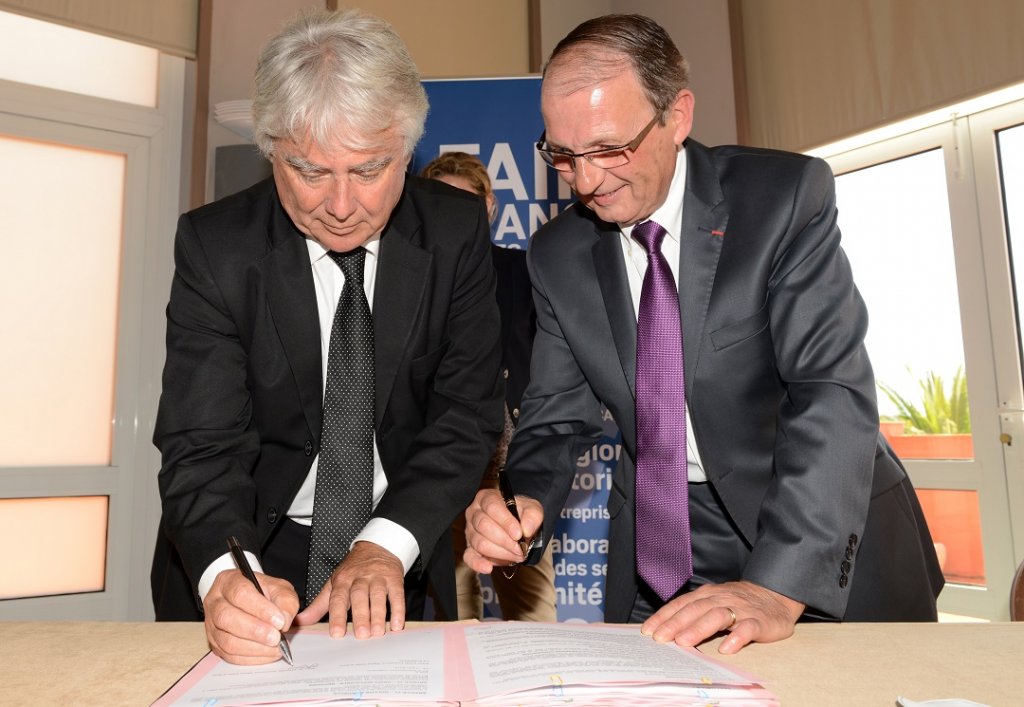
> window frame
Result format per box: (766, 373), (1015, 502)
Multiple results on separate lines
(0, 54), (183, 619)
(823, 108), (1023, 619)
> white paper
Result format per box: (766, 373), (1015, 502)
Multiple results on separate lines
(161, 628), (445, 705)
(156, 623), (775, 706)
(464, 622), (758, 698)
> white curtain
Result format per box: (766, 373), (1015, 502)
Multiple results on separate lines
(0, 0), (198, 58)
(738, 0), (1024, 151)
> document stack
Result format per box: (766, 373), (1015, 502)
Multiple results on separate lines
(156, 622), (777, 706)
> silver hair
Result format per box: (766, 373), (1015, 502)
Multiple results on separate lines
(251, 8), (429, 158)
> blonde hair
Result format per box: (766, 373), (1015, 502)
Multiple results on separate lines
(420, 151), (497, 222)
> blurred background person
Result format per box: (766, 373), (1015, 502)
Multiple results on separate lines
(421, 151), (557, 622)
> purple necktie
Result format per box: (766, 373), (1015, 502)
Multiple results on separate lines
(633, 219), (693, 601)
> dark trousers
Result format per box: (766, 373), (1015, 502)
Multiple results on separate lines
(629, 481), (749, 621)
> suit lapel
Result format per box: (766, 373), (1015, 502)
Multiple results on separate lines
(372, 188), (429, 428)
(592, 222), (638, 400)
(594, 141), (729, 403)
(261, 195), (324, 438)
(679, 141), (728, 399)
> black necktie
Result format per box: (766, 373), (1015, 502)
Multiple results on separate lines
(306, 247), (375, 606)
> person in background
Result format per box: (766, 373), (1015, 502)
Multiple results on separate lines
(464, 14), (943, 654)
(151, 10), (504, 664)
(421, 151), (557, 622)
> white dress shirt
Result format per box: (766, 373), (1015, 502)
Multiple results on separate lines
(618, 147), (708, 482)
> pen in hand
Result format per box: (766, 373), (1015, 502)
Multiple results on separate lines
(498, 472), (536, 578)
(227, 536), (294, 665)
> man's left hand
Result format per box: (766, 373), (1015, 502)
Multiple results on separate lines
(641, 580), (805, 654)
(295, 541), (406, 639)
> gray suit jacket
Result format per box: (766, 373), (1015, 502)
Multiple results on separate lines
(506, 140), (943, 622)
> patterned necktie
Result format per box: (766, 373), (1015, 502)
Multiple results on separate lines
(306, 247), (375, 606)
(632, 219), (693, 601)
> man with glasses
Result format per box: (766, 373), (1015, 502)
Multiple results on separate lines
(464, 14), (943, 653)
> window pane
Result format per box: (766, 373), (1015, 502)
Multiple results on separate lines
(915, 489), (985, 586)
(997, 122), (1024, 366)
(0, 134), (124, 466)
(0, 10), (158, 107)
(0, 496), (108, 599)
(835, 150), (972, 460)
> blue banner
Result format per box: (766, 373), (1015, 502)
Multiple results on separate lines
(414, 78), (574, 248)
(418, 78), (619, 622)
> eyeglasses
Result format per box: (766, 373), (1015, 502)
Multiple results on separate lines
(536, 113), (661, 173)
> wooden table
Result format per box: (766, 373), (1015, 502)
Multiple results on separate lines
(3, 621), (1022, 705)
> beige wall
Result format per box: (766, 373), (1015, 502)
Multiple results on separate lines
(537, 0), (612, 60)
(357, 0), (530, 78)
(612, 0), (737, 148)
(205, 0), (315, 199)
(739, 0), (1024, 151)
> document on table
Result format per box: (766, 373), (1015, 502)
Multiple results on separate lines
(154, 622), (777, 706)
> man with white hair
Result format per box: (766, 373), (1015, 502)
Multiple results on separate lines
(151, 9), (504, 665)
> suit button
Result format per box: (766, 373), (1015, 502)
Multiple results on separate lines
(841, 560), (851, 574)
(846, 546), (854, 560)
(848, 533), (858, 547)
(503, 368), (510, 379)
(267, 507), (278, 524)
(304, 440), (313, 456)
(839, 574), (849, 588)
(512, 407), (520, 419)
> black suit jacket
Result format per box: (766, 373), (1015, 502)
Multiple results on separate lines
(151, 176), (504, 620)
(491, 245), (535, 417)
(506, 140), (943, 622)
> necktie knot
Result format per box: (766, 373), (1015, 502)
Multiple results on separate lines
(632, 220), (667, 255)
(328, 248), (366, 283)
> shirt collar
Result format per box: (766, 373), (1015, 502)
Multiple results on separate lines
(621, 146), (688, 245)
(305, 233), (381, 265)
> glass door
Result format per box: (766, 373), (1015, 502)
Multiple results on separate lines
(825, 112), (1021, 620)
(970, 102), (1024, 590)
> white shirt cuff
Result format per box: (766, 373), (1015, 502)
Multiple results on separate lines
(197, 519), (418, 604)
(356, 517), (420, 573)
(197, 550), (264, 604)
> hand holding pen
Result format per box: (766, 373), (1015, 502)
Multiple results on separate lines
(497, 472), (539, 579)
(227, 536), (294, 665)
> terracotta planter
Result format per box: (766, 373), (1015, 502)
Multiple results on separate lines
(880, 421), (905, 442)
(881, 429), (982, 583)
(915, 489), (985, 585)
(887, 433), (973, 460)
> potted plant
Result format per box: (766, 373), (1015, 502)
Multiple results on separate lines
(878, 367), (973, 459)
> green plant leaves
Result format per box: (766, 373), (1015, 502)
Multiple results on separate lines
(878, 366), (971, 434)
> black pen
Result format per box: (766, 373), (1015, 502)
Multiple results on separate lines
(498, 472), (534, 558)
(227, 536), (294, 665)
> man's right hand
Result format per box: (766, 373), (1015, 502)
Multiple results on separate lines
(203, 569), (299, 665)
(463, 487), (544, 573)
